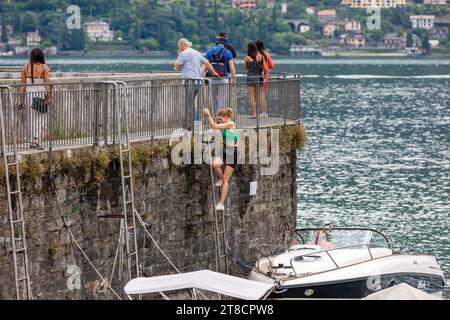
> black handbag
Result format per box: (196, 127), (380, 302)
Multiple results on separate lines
(31, 95), (49, 114)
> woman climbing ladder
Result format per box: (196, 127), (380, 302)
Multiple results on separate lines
(203, 107), (238, 211)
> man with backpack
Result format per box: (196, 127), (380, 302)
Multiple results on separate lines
(204, 38), (236, 116)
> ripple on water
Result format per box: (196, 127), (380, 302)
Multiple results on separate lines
(297, 76), (450, 298)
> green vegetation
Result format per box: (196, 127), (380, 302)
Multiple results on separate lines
(0, 0), (448, 54)
(1, 11), (8, 43)
(48, 241), (62, 257)
(0, 124), (307, 192)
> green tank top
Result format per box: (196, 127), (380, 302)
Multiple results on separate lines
(221, 128), (238, 145)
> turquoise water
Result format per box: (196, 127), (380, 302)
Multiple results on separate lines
(1, 56), (449, 297)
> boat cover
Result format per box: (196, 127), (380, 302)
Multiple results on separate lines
(124, 270), (277, 300)
(363, 283), (441, 300)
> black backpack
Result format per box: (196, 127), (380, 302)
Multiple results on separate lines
(208, 47), (227, 77)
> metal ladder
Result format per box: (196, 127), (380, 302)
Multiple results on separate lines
(203, 80), (229, 275)
(213, 203), (229, 275)
(114, 82), (140, 282)
(0, 85), (32, 300)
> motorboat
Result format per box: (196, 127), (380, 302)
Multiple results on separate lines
(248, 225), (446, 299)
(123, 225), (446, 300)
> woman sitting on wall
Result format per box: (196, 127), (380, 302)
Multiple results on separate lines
(203, 107), (238, 211)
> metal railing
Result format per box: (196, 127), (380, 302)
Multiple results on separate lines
(0, 74), (301, 152)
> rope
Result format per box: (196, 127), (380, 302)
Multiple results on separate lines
(62, 216), (122, 300)
(226, 242), (253, 270)
(134, 209), (181, 273)
(107, 218), (124, 298)
(134, 209), (209, 300)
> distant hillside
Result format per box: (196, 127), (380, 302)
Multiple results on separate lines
(0, 0), (449, 54)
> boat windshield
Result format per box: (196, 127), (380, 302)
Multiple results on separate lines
(293, 228), (391, 250)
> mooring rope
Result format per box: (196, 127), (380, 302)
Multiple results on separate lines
(107, 218), (124, 298)
(134, 209), (209, 300)
(62, 216), (122, 300)
(134, 209), (181, 273)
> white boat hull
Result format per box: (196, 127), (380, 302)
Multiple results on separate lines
(249, 254), (445, 299)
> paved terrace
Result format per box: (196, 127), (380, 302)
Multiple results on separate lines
(0, 73), (301, 154)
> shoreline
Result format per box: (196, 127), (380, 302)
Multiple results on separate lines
(1, 54), (450, 62)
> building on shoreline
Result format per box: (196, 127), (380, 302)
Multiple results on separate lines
(423, 0), (447, 5)
(410, 15), (436, 30)
(306, 7), (316, 15)
(340, 33), (366, 48)
(318, 10), (337, 23)
(84, 21), (114, 42)
(381, 33), (406, 49)
(344, 20), (362, 32)
(323, 24), (338, 37)
(26, 30), (41, 47)
(231, 0), (257, 10)
(289, 45), (323, 56)
(380, 32), (422, 50)
(341, 0), (407, 8)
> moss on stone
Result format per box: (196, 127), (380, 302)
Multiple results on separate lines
(48, 241), (61, 257)
(0, 124), (307, 193)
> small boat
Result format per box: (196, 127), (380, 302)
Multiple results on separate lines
(248, 225), (446, 299)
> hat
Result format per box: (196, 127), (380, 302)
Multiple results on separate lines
(216, 38), (229, 45)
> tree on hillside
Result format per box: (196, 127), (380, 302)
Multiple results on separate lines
(213, 0), (219, 27)
(369, 29), (384, 42)
(421, 33), (431, 55)
(197, 0), (208, 22)
(392, 8), (410, 28)
(13, 7), (21, 33)
(1, 12), (8, 43)
(406, 32), (413, 47)
(71, 29), (86, 51)
(21, 11), (38, 32)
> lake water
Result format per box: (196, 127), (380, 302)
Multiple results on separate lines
(1, 56), (449, 298)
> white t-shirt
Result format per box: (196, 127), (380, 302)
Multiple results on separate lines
(176, 47), (207, 79)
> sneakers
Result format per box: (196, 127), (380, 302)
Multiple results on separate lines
(215, 203), (225, 211)
(261, 112), (269, 118)
(215, 180), (223, 187)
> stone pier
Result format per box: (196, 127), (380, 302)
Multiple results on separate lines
(0, 73), (305, 300)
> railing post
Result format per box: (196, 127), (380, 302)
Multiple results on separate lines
(283, 75), (288, 126)
(150, 81), (155, 140)
(98, 81), (120, 147)
(256, 80), (261, 166)
(297, 75), (301, 122)
(112, 85), (118, 147)
(93, 83), (101, 147)
(0, 86), (10, 154)
(102, 83), (109, 145)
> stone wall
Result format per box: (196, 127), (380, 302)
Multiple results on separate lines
(0, 125), (305, 300)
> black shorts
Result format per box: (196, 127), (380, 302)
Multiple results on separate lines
(221, 146), (238, 169)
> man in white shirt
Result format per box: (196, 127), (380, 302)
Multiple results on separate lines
(174, 38), (219, 131)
